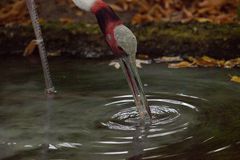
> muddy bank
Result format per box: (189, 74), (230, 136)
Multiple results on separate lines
(0, 22), (240, 59)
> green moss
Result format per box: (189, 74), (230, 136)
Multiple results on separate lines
(40, 22), (100, 35)
(1, 22), (240, 59)
(135, 23), (240, 42)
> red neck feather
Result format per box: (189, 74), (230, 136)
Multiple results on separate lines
(91, 0), (108, 13)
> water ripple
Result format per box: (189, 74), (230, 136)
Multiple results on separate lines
(100, 94), (199, 137)
(1, 92), (239, 160)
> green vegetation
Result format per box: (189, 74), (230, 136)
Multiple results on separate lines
(1, 22), (240, 59)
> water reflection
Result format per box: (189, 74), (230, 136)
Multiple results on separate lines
(127, 125), (149, 160)
(1, 58), (240, 160)
(95, 93), (202, 160)
(207, 145), (231, 154)
(41, 95), (53, 160)
(1, 91), (239, 160)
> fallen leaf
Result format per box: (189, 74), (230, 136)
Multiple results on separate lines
(48, 51), (61, 57)
(163, 56), (240, 69)
(0, 0), (29, 24)
(109, 61), (121, 69)
(230, 75), (240, 83)
(136, 59), (152, 68)
(168, 61), (196, 68)
(224, 58), (240, 68)
(109, 4), (124, 12)
(75, 11), (83, 17)
(197, 56), (224, 67)
(23, 40), (37, 57)
(109, 59), (151, 69)
(154, 56), (183, 63)
(59, 17), (73, 25)
(188, 56), (225, 67)
(115, 0), (239, 24)
(1, 0), (239, 25)
(137, 54), (149, 59)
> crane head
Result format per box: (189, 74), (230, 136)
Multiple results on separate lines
(113, 24), (137, 59)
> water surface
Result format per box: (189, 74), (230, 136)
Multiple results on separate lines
(0, 57), (240, 160)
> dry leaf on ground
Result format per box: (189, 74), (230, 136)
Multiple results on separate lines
(113, 0), (239, 24)
(158, 55), (240, 69)
(154, 56), (183, 63)
(169, 56), (240, 69)
(23, 40), (37, 56)
(168, 61), (196, 68)
(0, 0), (29, 24)
(224, 58), (240, 68)
(1, 0), (239, 25)
(190, 56), (225, 67)
(230, 75), (240, 83)
(109, 59), (151, 69)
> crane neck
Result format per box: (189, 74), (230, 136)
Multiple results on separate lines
(91, 0), (122, 34)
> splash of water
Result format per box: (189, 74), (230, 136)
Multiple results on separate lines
(25, 0), (56, 94)
(119, 56), (152, 122)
